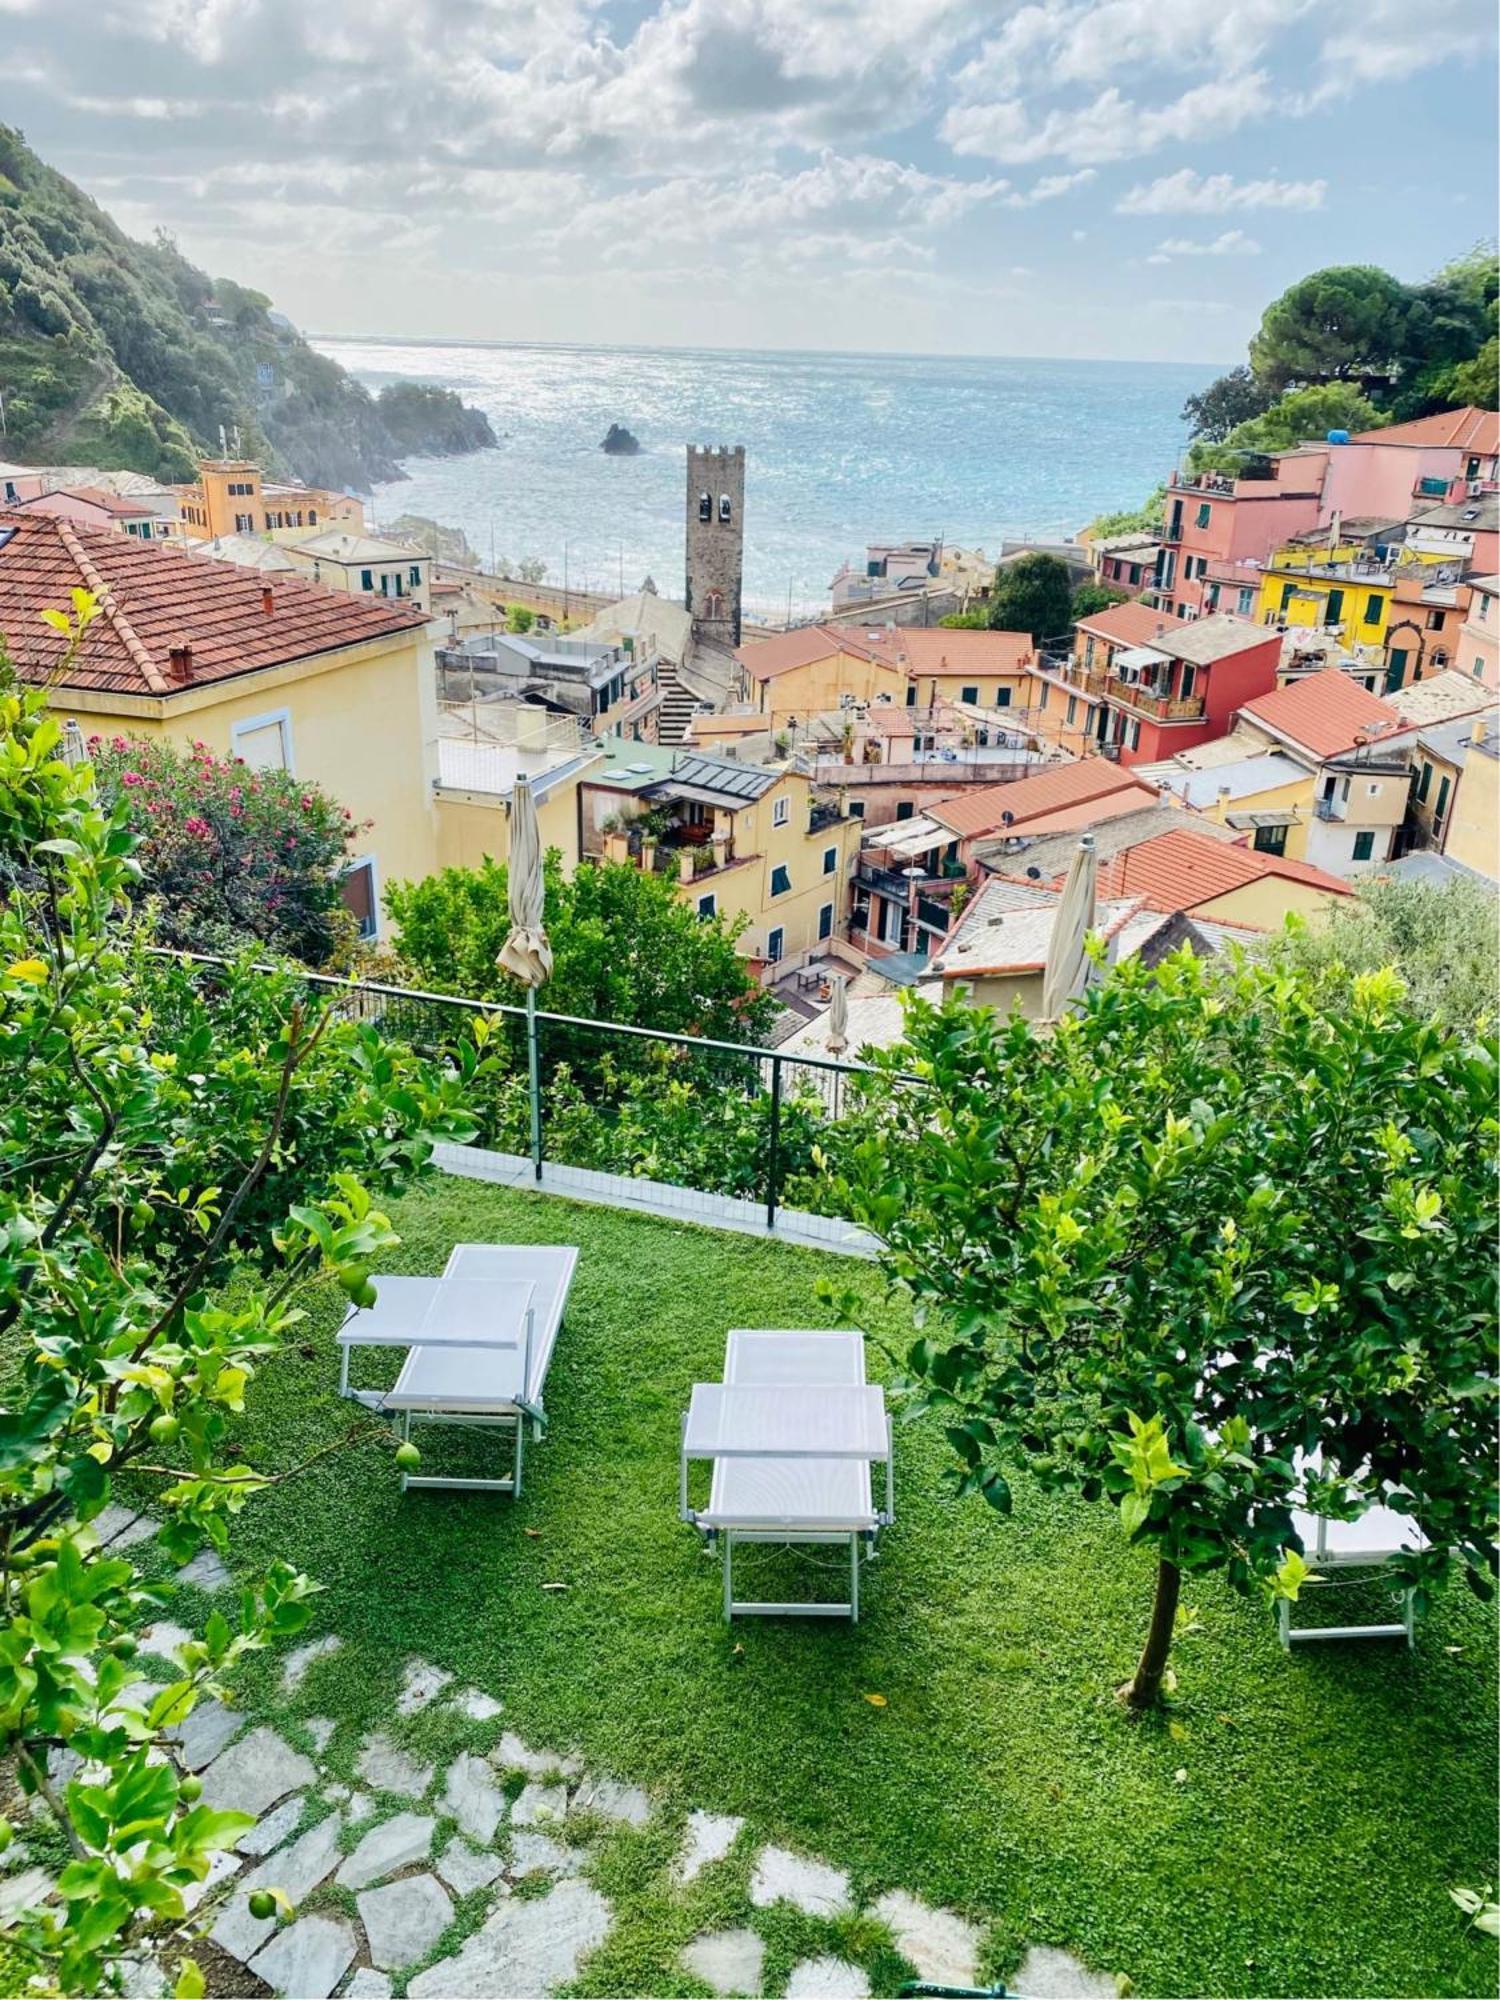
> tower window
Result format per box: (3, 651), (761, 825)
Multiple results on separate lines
(719, 494), (732, 522)
(698, 491), (712, 521)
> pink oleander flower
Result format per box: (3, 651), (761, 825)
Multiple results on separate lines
(120, 770), (145, 787)
(300, 794), (314, 810)
(184, 815), (211, 838)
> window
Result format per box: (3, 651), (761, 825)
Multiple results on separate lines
(409, 566), (421, 587)
(822, 845), (837, 875)
(1130, 719), (1142, 750)
(905, 683), (917, 706)
(341, 858), (379, 940)
(849, 799), (866, 819)
(1065, 696), (1077, 726)
(995, 686), (1011, 707)
(960, 685), (979, 705)
(361, 568), (374, 590)
(770, 864), (791, 897)
(766, 927), (784, 963)
(1280, 582), (1296, 612)
(818, 902), (834, 941)
(1476, 657), (1487, 679)
(696, 893), (716, 920)
(1352, 831), (1375, 862)
(1364, 594), (1382, 625)
(1037, 681), (1049, 710)
(1128, 564), (1141, 586)
(1386, 648), (1408, 692)
(233, 513), (254, 534)
(1179, 664), (1196, 702)
(1417, 761), (1433, 802)
(308, 510), (318, 525)
(771, 795), (789, 827)
(1196, 502), (1211, 528)
(230, 709), (293, 772)
(1434, 774), (1451, 824)
(1325, 588), (1344, 626)
(1237, 588), (1255, 617)
(1253, 824), (1287, 855)
(895, 801), (914, 821)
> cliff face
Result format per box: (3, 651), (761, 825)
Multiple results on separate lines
(0, 127), (493, 490)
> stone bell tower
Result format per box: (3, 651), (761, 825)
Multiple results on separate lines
(685, 444), (745, 648)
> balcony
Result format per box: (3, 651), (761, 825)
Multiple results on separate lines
(1314, 795), (1345, 822)
(1104, 676), (1206, 723)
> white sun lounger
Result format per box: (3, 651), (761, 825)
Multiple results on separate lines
(680, 1329), (893, 1622)
(1279, 1451), (1426, 1649)
(336, 1243), (579, 1496)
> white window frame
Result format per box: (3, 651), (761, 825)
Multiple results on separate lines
(818, 901), (834, 940)
(696, 892), (717, 920)
(229, 707), (294, 773)
(772, 795), (790, 827)
(766, 926), (785, 963)
(341, 854), (381, 941)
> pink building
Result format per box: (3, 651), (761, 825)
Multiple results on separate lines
(1292, 407), (1499, 527)
(1152, 464), (1322, 618)
(1095, 615), (1283, 766)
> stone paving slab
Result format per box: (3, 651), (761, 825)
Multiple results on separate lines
(356, 1731), (434, 1800)
(441, 1751), (505, 1844)
(436, 1839), (504, 1896)
(675, 1809), (744, 1884)
(507, 1829), (585, 1879)
(358, 1872), (454, 1971)
(572, 1774), (650, 1825)
(211, 1811), (345, 1962)
(749, 1844), (852, 1918)
(454, 1687), (503, 1721)
(248, 1912), (357, 1998)
(407, 1876), (610, 1999)
(397, 1660), (454, 1716)
(170, 1697), (244, 1772)
(1012, 1945), (1118, 1998)
(510, 1779), (567, 1828)
(343, 1972), (393, 1999)
(871, 1889), (981, 1987)
(682, 1928), (766, 1996)
(336, 1811), (436, 1891)
(491, 1732), (579, 1778)
(785, 1956), (871, 1998)
(201, 1727), (315, 1817)
(236, 1794), (305, 1858)
(280, 1634), (342, 1695)
(176, 1547), (232, 1592)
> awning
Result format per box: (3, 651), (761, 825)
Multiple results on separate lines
(1224, 809), (1298, 830)
(867, 814), (948, 860)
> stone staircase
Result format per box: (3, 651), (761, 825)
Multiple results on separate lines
(656, 662), (699, 745)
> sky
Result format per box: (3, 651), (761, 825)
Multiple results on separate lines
(4, 0), (1497, 362)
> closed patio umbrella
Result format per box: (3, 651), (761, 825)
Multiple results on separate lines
(497, 775), (552, 1178)
(1040, 833), (1097, 1023)
(826, 973), (850, 1056)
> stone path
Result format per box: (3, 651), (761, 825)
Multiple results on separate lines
(12, 1633), (1118, 1999)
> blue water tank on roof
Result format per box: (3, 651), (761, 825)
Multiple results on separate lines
(1327, 429), (1350, 445)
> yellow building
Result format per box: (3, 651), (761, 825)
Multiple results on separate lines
(1442, 717), (1499, 881)
(1138, 739), (1318, 860)
(1, 510), (439, 938)
(432, 707), (603, 874)
(579, 741), (862, 976)
(1257, 545), (1396, 650)
(735, 622), (1034, 739)
(175, 458), (364, 542)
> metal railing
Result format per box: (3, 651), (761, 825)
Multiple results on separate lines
(149, 951), (924, 1234)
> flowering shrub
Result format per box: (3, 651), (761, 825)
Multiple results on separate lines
(90, 735), (364, 965)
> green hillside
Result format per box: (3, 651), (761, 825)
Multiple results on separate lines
(0, 125), (492, 489)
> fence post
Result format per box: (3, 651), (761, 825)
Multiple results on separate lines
(526, 989), (542, 1183)
(765, 1052), (782, 1232)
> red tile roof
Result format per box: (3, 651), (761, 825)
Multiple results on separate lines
(0, 512), (429, 698)
(1348, 407), (1499, 454)
(928, 756), (1155, 839)
(19, 487), (151, 520)
(735, 623), (899, 681)
(1238, 666), (1401, 761)
(1074, 601), (1186, 650)
(888, 627), (1034, 674)
(1093, 827), (1352, 918)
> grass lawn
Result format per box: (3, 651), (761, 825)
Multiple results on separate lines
(182, 1177), (1497, 1999)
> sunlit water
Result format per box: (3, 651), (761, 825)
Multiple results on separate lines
(315, 337), (1215, 620)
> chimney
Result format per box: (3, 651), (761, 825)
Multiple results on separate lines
(1473, 715), (1490, 745)
(168, 643), (193, 684)
(261, 585), (275, 615)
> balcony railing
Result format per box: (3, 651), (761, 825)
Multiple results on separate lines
(1314, 796), (1344, 821)
(856, 859), (943, 901)
(150, 951), (928, 1240)
(1104, 677), (1206, 722)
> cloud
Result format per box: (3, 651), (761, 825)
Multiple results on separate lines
(942, 73), (1273, 165)
(1117, 169), (1327, 214)
(1146, 229), (1263, 262)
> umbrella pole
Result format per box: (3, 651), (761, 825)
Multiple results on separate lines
(526, 985), (542, 1183)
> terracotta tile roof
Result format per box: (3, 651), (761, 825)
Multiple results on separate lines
(18, 486), (150, 520)
(928, 757), (1154, 839)
(0, 511), (429, 699)
(735, 623), (899, 681)
(933, 876), (1147, 977)
(1093, 827), (1352, 918)
(886, 627), (1034, 673)
(1074, 601), (1186, 650)
(1238, 666), (1401, 760)
(1348, 407), (1499, 454)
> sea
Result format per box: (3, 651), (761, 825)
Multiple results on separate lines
(314, 337), (1218, 622)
